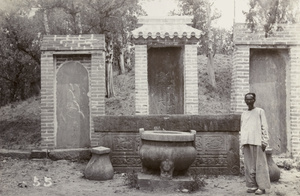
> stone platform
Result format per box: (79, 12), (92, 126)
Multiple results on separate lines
(137, 172), (195, 191)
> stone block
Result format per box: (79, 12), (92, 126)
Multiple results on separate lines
(30, 149), (48, 159)
(48, 148), (91, 161)
(84, 147), (114, 181)
(0, 149), (31, 159)
(164, 115), (191, 131)
(137, 172), (195, 192)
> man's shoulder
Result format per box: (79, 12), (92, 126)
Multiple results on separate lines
(254, 107), (265, 112)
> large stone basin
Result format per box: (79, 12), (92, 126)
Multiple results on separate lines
(139, 129), (197, 179)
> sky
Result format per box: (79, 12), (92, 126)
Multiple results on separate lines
(140, 0), (250, 29)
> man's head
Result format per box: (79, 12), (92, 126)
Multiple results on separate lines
(244, 93), (256, 110)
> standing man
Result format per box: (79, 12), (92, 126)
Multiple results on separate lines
(240, 93), (271, 195)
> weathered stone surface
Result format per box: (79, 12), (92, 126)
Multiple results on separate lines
(148, 47), (184, 115)
(191, 115), (240, 132)
(56, 61), (90, 148)
(0, 149), (31, 159)
(84, 147), (114, 181)
(164, 115), (191, 131)
(140, 130), (195, 142)
(91, 146), (110, 155)
(136, 115), (166, 130)
(48, 148), (91, 160)
(137, 172), (195, 191)
(93, 115), (240, 132)
(30, 149), (48, 159)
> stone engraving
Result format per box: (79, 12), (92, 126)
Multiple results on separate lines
(204, 136), (225, 150)
(111, 156), (141, 167)
(192, 157), (228, 167)
(113, 136), (135, 151)
(195, 136), (203, 151)
(56, 61), (90, 148)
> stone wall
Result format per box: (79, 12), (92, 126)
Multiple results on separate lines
(40, 34), (105, 149)
(94, 115), (240, 175)
(232, 23), (300, 158)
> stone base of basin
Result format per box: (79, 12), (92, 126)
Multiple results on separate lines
(137, 172), (195, 191)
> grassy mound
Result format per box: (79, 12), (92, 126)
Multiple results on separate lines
(0, 96), (41, 149)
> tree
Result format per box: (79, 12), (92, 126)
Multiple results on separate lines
(243, 0), (300, 37)
(0, 2), (42, 105)
(173, 0), (221, 88)
(0, 0), (144, 103)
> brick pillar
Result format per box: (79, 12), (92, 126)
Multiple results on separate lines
(90, 51), (106, 146)
(40, 51), (56, 148)
(135, 45), (148, 115)
(290, 46), (300, 158)
(231, 46), (250, 114)
(184, 45), (199, 114)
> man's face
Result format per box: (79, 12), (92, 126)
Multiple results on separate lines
(245, 94), (255, 106)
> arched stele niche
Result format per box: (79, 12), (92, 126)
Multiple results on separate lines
(56, 61), (90, 148)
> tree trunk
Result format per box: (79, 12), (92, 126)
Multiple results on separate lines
(119, 48), (125, 74)
(206, 0), (216, 88)
(106, 40), (115, 98)
(43, 9), (50, 35)
(77, 11), (83, 34)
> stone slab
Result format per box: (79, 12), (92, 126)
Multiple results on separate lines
(48, 148), (91, 161)
(0, 149), (31, 159)
(93, 115), (240, 132)
(137, 172), (195, 192)
(91, 146), (110, 155)
(30, 149), (48, 159)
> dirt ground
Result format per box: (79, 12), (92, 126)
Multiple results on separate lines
(1, 157), (300, 196)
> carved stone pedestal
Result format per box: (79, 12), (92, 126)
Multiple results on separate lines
(84, 147), (114, 181)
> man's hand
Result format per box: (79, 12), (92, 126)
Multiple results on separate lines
(261, 143), (267, 152)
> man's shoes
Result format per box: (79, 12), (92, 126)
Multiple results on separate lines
(247, 187), (258, 193)
(255, 189), (266, 195)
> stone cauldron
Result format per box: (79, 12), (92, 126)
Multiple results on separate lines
(139, 129), (197, 179)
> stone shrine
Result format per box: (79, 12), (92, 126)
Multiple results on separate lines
(40, 35), (106, 149)
(131, 16), (202, 115)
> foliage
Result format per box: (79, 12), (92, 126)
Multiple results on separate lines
(0, 0), (144, 105)
(0, 3), (42, 106)
(172, 0), (232, 55)
(243, 0), (300, 37)
(170, 0), (234, 55)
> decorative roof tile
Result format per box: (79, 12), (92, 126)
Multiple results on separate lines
(131, 16), (203, 39)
